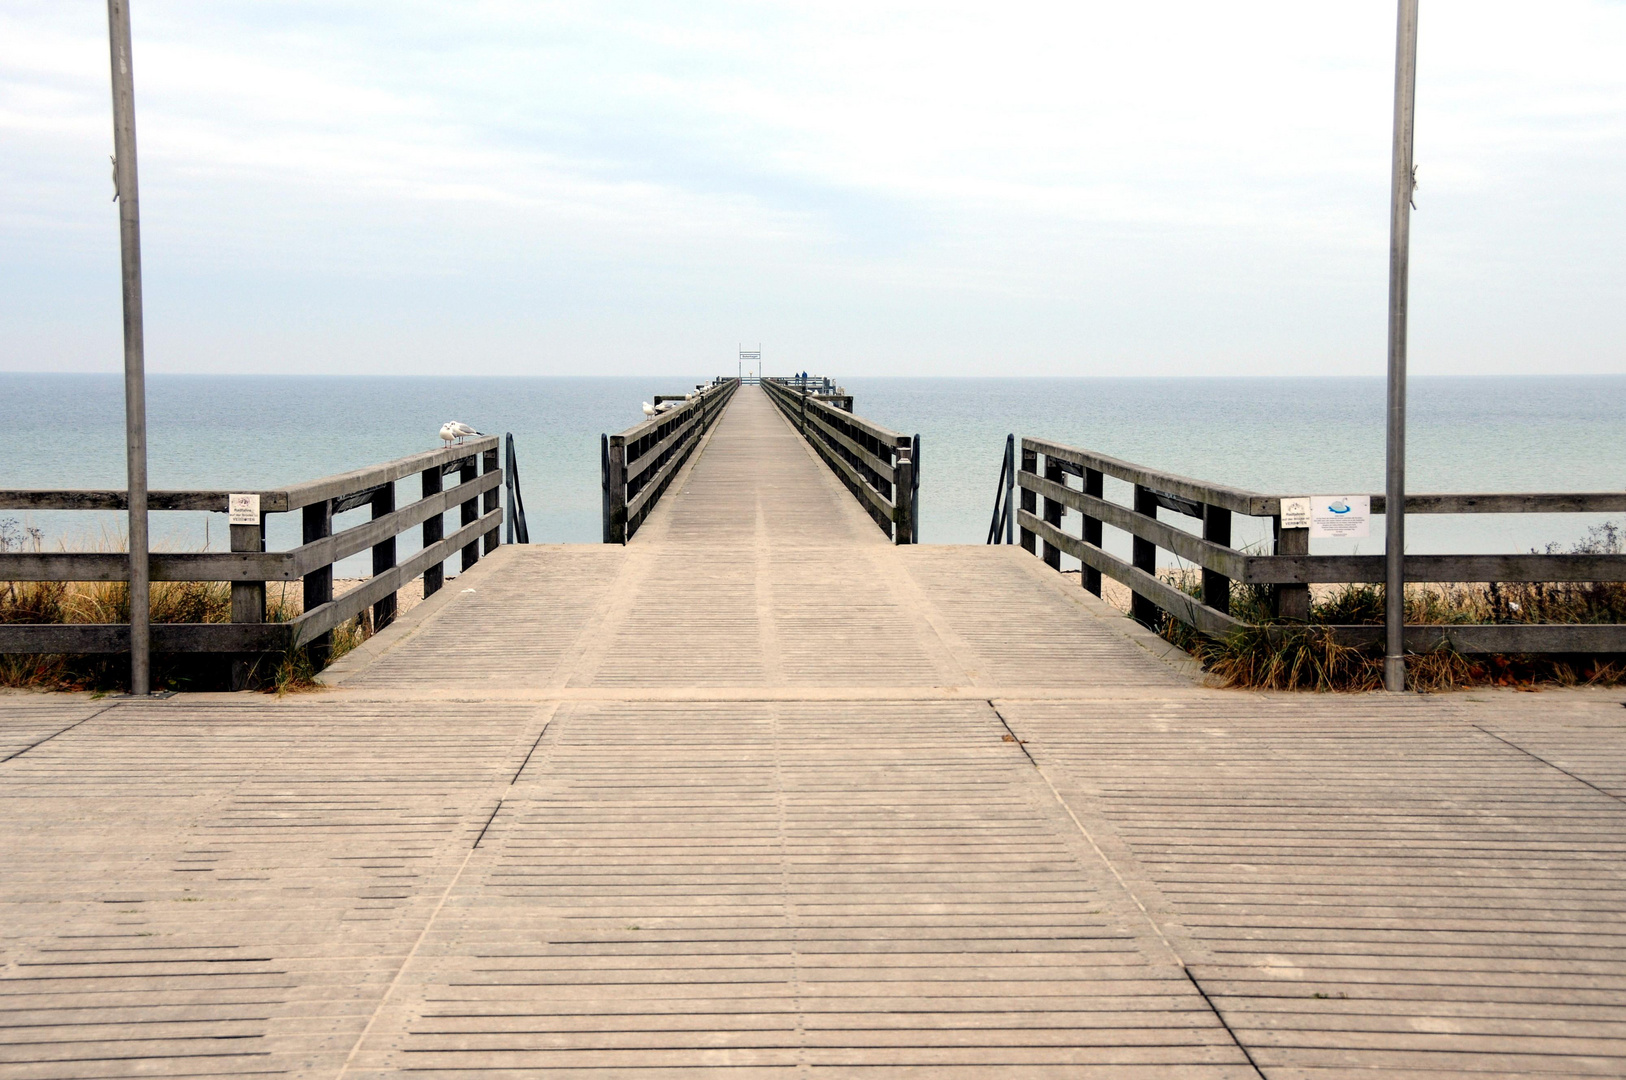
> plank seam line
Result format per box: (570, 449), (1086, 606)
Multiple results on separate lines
(987, 701), (1037, 767)
(510, 723), (550, 784)
(1468, 722), (1625, 806)
(1183, 969), (1266, 1079)
(472, 799), (504, 848)
(985, 699), (1261, 1071)
(333, 835), (482, 1079)
(1, 701), (122, 763)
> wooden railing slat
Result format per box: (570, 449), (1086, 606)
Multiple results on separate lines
(1246, 551), (1626, 584)
(1018, 510), (1240, 637)
(1018, 471), (1250, 580)
(290, 507), (501, 647)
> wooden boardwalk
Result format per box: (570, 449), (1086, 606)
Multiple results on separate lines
(3, 386), (1626, 1078)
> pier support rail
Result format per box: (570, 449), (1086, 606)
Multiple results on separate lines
(1000, 435), (1626, 655)
(602, 378), (739, 544)
(762, 377), (917, 544)
(0, 436), (505, 685)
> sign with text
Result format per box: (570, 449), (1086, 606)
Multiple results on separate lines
(1280, 497), (1311, 530)
(1309, 495), (1370, 539)
(228, 493), (260, 526)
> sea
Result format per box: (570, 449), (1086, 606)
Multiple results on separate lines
(3, 374), (1624, 578)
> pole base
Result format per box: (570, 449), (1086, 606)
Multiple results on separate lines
(1384, 655), (1407, 693)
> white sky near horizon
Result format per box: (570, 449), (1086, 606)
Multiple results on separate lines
(1, 1), (1623, 378)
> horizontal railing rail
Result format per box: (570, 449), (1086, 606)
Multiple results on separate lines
(761, 377), (916, 544)
(0, 436), (505, 685)
(602, 379), (739, 543)
(1010, 435), (1626, 655)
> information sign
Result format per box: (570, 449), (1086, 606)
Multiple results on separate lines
(228, 493), (260, 526)
(1309, 495), (1370, 539)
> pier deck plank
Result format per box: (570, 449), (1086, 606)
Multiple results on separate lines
(3, 387), (1625, 1077)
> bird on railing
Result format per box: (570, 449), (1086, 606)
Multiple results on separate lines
(642, 402), (657, 419)
(439, 421), (482, 446)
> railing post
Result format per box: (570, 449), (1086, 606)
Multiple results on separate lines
(1131, 484), (1159, 629)
(482, 445), (500, 555)
(371, 481), (397, 632)
(1081, 467), (1103, 595)
(1019, 443), (1038, 554)
(600, 434), (611, 544)
(894, 440), (914, 546)
(606, 436), (627, 544)
(1273, 516), (1310, 621)
(1041, 455), (1065, 570)
(1202, 504), (1231, 615)
(229, 512), (265, 691)
(800, 384), (807, 435)
(302, 499), (333, 667)
(422, 465), (444, 598)
(459, 455), (479, 571)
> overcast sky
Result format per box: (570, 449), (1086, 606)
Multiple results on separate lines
(2, 1), (1623, 377)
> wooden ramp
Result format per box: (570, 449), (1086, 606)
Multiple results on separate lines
(4, 387), (1626, 1078)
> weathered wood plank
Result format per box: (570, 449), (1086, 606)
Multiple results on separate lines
(0, 550), (294, 582)
(0, 620), (289, 653)
(1018, 510), (1241, 637)
(278, 435), (498, 512)
(1019, 473), (1248, 579)
(290, 508), (502, 646)
(1247, 551), (1626, 584)
(0, 489), (264, 512)
(1024, 437), (1271, 516)
(803, 407), (897, 481)
(1323, 621), (1626, 653)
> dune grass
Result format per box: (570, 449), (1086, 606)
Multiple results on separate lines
(1157, 522), (1626, 692)
(0, 518), (368, 693)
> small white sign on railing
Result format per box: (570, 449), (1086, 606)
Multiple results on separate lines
(1280, 497), (1312, 529)
(1309, 495), (1370, 539)
(228, 493), (260, 526)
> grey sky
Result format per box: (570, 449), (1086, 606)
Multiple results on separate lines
(2, 1), (1623, 377)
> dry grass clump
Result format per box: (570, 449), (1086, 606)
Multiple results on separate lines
(1160, 522), (1626, 693)
(0, 518), (369, 693)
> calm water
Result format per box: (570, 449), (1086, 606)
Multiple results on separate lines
(3, 374), (1624, 575)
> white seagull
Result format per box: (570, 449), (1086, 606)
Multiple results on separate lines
(641, 401), (657, 419)
(439, 421), (482, 446)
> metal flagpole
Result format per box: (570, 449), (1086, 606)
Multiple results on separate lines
(107, 0), (150, 695)
(1384, 0), (1420, 693)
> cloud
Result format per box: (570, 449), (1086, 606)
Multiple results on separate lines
(1, 0), (1623, 375)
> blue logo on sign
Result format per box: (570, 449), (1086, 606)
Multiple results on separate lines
(1328, 500), (1350, 514)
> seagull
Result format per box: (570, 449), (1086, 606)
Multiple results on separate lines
(656, 399), (679, 413)
(439, 421), (482, 445)
(642, 402), (657, 419)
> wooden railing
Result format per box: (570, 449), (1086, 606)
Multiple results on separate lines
(602, 379), (739, 543)
(0, 437), (503, 684)
(1010, 435), (1626, 654)
(762, 377), (917, 544)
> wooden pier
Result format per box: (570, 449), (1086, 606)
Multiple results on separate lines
(4, 385), (1626, 1077)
